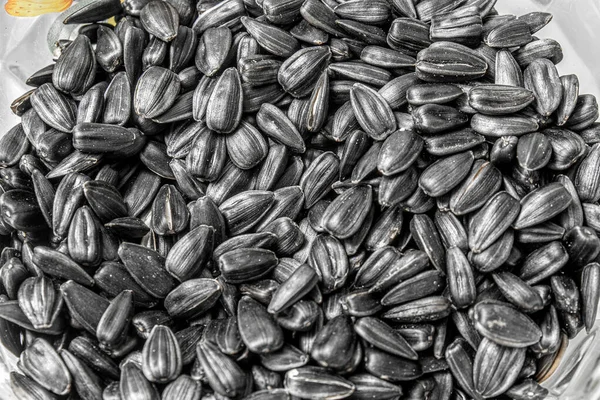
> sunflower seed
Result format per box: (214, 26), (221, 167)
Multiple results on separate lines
(19, 338), (72, 396)
(196, 27), (232, 77)
(363, 345), (422, 382)
(473, 338), (526, 398)
(278, 46), (331, 98)
(53, 35), (96, 96)
(471, 301), (542, 347)
(206, 68), (244, 133)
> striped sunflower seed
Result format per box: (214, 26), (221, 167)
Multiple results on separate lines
(473, 338), (526, 398)
(416, 41), (487, 82)
(470, 301), (542, 347)
(195, 27), (232, 77)
(140, 0), (179, 42)
(284, 367), (354, 400)
(206, 67), (244, 134)
(241, 17), (299, 57)
(278, 46), (331, 98)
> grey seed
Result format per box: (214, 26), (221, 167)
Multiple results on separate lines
(142, 37), (168, 71)
(206, 67), (244, 133)
(445, 338), (480, 400)
(285, 367), (354, 399)
(257, 104), (306, 153)
(61, 0), (121, 23)
(387, 18), (431, 56)
(102, 73), (131, 126)
(186, 127), (227, 182)
(239, 55), (282, 86)
(47, 151), (103, 180)
(305, 71), (329, 133)
(196, 27), (232, 77)
(519, 241), (568, 285)
(350, 83), (396, 140)
(575, 143), (600, 202)
(381, 270), (445, 307)
(321, 185), (371, 239)
(299, 0), (347, 37)
(338, 130), (370, 180)
(377, 131), (422, 177)
(68, 336), (120, 380)
(339, 289), (382, 317)
(413, 104), (469, 134)
(351, 141), (381, 183)
(514, 38), (563, 67)
(446, 247), (476, 309)
(218, 247), (278, 284)
(73, 123), (142, 156)
(97, 290), (134, 349)
(260, 217), (304, 256)
(134, 311), (174, 340)
(192, 0), (245, 34)
(239, 278), (278, 306)
(563, 226), (600, 268)
(140, 0), (179, 41)
(473, 338), (526, 398)
(353, 246), (400, 289)
(452, 309), (481, 351)
(152, 184), (190, 235)
(19, 338), (72, 396)
(495, 50), (523, 87)
(0, 297), (63, 334)
(556, 74), (580, 126)
(162, 375), (202, 400)
(0, 189), (45, 232)
(505, 379), (548, 400)
(25, 63), (54, 87)
(416, 41), (487, 82)
(410, 214), (446, 273)
(166, 225), (214, 281)
(61, 280), (110, 336)
(517, 11), (553, 33)
(419, 151), (474, 197)
(469, 191), (520, 253)
(30, 83), (76, 133)
(468, 85), (534, 115)
(363, 345), (422, 382)
(581, 263), (600, 332)
(68, 206), (102, 267)
(553, 175), (583, 231)
(261, 0), (303, 24)
(308, 234), (349, 294)
(219, 190), (274, 234)
(94, 261), (157, 308)
(255, 144), (290, 191)
(120, 363), (160, 400)
(471, 113), (539, 137)
(544, 128), (586, 171)
(310, 315), (356, 369)
(0, 124), (29, 168)
(118, 243), (176, 298)
(513, 182), (572, 229)
(429, 7), (483, 47)
(290, 19), (329, 45)
(60, 349), (104, 400)
(21, 108), (47, 146)
(214, 232), (276, 261)
(472, 229), (514, 271)
(268, 263), (318, 314)
(434, 210), (468, 252)
(123, 169), (161, 218)
(17, 276), (62, 330)
(335, 19), (387, 46)
(450, 160), (502, 215)
(471, 301), (542, 347)
(382, 296), (451, 323)
(142, 325), (182, 383)
(123, 26), (145, 86)
(485, 19), (532, 48)
(33, 246), (94, 286)
(226, 120), (269, 170)
(565, 94), (600, 131)
(331, 101), (360, 142)
(153, 91), (195, 124)
(134, 66), (181, 119)
(170, 26), (198, 73)
(169, 158), (205, 198)
(276, 300), (320, 332)
(278, 46), (331, 98)
(176, 326), (204, 366)
(238, 296), (284, 353)
(10, 372), (58, 400)
(164, 278), (222, 318)
(361, 45), (415, 70)
(407, 83), (463, 107)
(492, 272), (543, 313)
(261, 344), (310, 372)
(379, 73), (420, 110)
(330, 62), (391, 88)
(474, 43), (498, 80)
(243, 82), (287, 113)
(356, 317), (416, 360)
(197, 340), (247, 397)
(241, 17), (299, 57)
(1, 258), (28, 300)
(300, 152), (340, 208)
(192, 75), (217, 122)
(53, 35), (96, 96)
(424, 128), (485, 156)
(364, 204), (404, 251)
(333, 0), (389, 24)
(82, 180), (128, 223)
(524, 58), (563, 117)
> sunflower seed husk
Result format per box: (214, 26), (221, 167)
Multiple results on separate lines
(134, 66), (181, 119)
(446, 247), (476, 309)
(19, 338), (72, 396)
(120, 362), (160, 400)
(52, 35), (96, 96)
(416, 42), (487, 82)
(470, 301), (542, 347)
(565, 94), (600, 131)
(473, 338), (526, 398)
(513, 182), (572, 229)
(196, 340), (248, 397)
(495, 50), (523, 87)
(205, 67), (244, 134)
(164, 278), (222, 318)
(383, 296), (451, 323)
(581, 262), (600, 333)
(363, 345), (422, 382)
(563, 226), (600, 268)
(308, 234), (349, 294)
(241, 17), (300, 58)
(31, 83), (77, 133)
(413, 104), (469, 135)
(278, 46), (331, 98)
(196, 27), (232, 77)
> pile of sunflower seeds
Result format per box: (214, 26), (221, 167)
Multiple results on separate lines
(2, 0), (600, 398)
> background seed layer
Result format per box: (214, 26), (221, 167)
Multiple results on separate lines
(0, 0), (599, 399)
